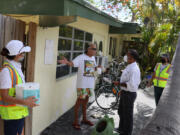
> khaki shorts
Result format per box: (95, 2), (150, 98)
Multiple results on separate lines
(77, 88), (93, 99)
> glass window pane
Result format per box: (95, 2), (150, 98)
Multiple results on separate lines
(95, 56), (98, 63)
(112, 38), (117, 58)
(73, 52), (83, 59)
(85, 42), (89, 52)
(59, 26), (72, 38)
(74, 29), (84, 40)
(58, 39), (72, 51)
(56, 66), (70, 78)
(99, 57), (102, 66)
(57, 52), (71, 65)
(72, 52), (83, 73)
(85, 32), (93, 41)
(99, 41), (103, 52)
(72, 67), (78, 73)
(109, 37), (112, 55)
(74, 41), (83, 50)
(57, 27), (94, 78)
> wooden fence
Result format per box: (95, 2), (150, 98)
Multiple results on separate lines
(0, 14), (26, 66)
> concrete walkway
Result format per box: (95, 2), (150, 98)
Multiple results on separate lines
(41, 88), (156, 135)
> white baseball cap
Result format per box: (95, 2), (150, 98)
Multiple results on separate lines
(5, 40), (31, 56)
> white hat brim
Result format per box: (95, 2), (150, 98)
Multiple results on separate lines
(19, 46), (31, 53)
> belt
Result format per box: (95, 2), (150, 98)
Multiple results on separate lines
(122, 90), (137, 94)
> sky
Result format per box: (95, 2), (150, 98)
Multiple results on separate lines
(89, 0), (133, 22)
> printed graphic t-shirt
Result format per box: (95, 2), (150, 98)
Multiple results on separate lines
(73, 54), (96, 88)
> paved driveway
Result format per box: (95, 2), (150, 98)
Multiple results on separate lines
(41, 88), (156, 135)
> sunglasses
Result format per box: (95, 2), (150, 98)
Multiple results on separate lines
(90, 48), (97, 51)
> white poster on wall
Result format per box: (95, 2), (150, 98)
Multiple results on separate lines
(45, 40), (54, 65)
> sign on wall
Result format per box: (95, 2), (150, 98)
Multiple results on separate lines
(45, 40), (54, 65)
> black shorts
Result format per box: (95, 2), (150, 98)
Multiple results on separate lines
(4, 118), (25, 135)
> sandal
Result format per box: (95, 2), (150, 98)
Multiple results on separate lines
(81, 120), (94, 126)
(72, 123), (81, 130)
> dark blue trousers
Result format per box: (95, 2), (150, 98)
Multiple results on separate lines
(118, 90), (137, 135)
(154, 86), (164, 106)
(4, 118), (25, 135)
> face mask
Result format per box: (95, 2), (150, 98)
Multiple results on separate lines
(161, 58), (166, 64)
(123, 55), (127, 62)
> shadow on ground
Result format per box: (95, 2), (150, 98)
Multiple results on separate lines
(40, 103), (97, 135)
(41, 89), (156, 135)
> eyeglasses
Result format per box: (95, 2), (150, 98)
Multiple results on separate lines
(90, 48), (97, 51)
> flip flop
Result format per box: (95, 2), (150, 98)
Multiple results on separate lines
(81, 120), (94, 126)
(72, 123), (81, 130)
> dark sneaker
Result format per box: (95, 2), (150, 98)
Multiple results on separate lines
(114, 128), (122, 133)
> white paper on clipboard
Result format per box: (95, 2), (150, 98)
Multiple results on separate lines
(45, 40), (54, 65)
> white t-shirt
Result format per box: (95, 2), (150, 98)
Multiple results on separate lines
(120, 62), (141, 92)
(73, 54), (96, 89)
(0, 59), (25, 89)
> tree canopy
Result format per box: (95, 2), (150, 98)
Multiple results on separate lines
(86, 0), (180, 76)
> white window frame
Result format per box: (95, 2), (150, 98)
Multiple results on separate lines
(56, 26), (93, 79)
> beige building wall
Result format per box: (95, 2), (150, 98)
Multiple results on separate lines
(32, 27), (77, 135)
(32, 16), (110, 135)
(4, 15), (72, 127)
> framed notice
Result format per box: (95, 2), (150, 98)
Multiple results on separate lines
(45, 40), (54, 65)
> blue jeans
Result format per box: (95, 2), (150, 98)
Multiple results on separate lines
(4, 118), (25, 135)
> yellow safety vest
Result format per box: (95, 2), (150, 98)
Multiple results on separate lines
(0, 61), (28, 120)
(153, 63), (171, 88)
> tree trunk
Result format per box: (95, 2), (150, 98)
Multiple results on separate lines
(139, 33), (180, 135)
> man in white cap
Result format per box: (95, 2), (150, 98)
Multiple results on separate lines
(0, 40), (38, 135)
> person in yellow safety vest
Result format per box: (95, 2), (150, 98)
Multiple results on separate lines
(0, 40), (38, 135)
(148, 54), (171, 106)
